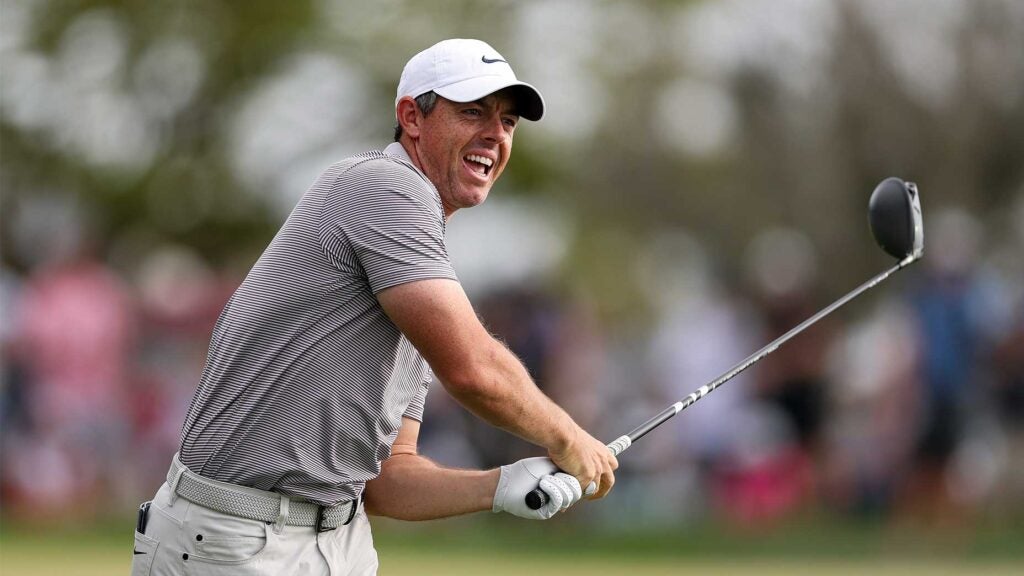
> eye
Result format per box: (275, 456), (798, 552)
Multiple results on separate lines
(462, 107), (482, 117)
(502, 116), (518, 129)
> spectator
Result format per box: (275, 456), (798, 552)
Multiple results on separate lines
(6, 235), (135, 519)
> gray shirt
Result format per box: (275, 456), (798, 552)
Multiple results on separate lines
(179, 143), (457, 505)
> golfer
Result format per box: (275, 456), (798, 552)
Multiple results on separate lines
(131, 38), (617, 576)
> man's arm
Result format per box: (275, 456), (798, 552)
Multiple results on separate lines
(376, 279), (616, 498)
(363, 417), (498, 520)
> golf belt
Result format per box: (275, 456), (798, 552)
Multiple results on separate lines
(167, 454), (359, 531)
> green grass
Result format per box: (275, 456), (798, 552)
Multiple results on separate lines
(1, 516), (1021, 575)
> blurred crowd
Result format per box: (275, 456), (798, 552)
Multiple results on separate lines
(0, 207), (239, 522)
(1, 201), (1022, 533)
(418, 203), (1024, 532)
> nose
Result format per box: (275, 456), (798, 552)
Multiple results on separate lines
(480, 113), (508, 144)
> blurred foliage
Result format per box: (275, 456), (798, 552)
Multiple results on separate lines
(2, 0), (1022, 320)
(2, 0), (322, 268)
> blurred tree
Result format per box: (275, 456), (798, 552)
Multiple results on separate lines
(561, 0), (1023, 320)
(2, 0), (1021, 313)
(1, 0), (325, 270)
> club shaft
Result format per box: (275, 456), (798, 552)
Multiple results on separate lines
(526, 255), (918, 509)
(623, 255), (916, 448)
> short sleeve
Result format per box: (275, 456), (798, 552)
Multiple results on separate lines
(401, 375), (431, 422)
(319, 158), (458, 293)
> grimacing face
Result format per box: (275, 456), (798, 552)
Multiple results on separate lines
(406, 90), (519, 217)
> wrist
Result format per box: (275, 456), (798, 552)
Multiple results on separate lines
(484, 468), (501, 511)
(547, 419), (578, 459)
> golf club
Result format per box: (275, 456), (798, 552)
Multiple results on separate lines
(527, 177), (925, 510)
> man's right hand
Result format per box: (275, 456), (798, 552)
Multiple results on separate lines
(548, 427), (618, 500)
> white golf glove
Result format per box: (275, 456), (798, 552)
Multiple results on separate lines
(492, 457), (583, 520)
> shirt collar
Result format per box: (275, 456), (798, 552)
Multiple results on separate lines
(382, 142), (446, 223)
(383, 142), (414, 164)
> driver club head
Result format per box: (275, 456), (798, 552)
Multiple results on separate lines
(868, 177), (924, 262)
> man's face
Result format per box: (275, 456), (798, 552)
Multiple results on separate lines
(412, 91), (518, 217)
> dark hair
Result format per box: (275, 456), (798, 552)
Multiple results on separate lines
(393, 91), (439, 141)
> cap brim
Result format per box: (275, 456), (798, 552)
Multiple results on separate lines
(434, 77), (545, 121)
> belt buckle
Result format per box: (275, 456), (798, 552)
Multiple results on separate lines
(343, 496), (359, 526)
(315, 505), (335, 533)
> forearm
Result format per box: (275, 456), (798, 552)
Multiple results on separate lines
(363, 453), (499, 520)
(375, 279), (612, 492)
(441, 339), (577, 454)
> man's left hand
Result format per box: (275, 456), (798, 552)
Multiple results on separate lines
(492, 457), (583, 520)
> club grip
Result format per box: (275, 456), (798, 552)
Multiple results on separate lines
(523, 435), (632, 510)
(526, 488), (548, 510)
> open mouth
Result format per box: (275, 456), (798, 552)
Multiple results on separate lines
(464, 154), (494, 177)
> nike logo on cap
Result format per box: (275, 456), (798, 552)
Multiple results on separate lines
(133, 549), (146, 555)
(481, 56), (507, 64)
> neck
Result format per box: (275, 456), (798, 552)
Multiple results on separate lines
(397, 137), (423, 172)
(397, 137), (457, 221)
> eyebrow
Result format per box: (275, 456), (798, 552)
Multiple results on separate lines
(472, 96), (520, 118)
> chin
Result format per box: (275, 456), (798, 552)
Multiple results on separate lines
(461, 188), (490, 208)
(460, 198), (487, 211)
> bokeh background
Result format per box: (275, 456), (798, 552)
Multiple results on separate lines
(1, 0), (1022, 574)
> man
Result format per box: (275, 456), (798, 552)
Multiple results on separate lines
(132, 38), (617, 576)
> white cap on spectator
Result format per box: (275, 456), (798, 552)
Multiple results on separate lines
(396, 39), (545, 121)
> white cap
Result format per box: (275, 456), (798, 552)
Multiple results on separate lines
(396, 39), (544, 121)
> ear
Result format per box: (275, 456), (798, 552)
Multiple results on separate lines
(396, 96), (423, 139)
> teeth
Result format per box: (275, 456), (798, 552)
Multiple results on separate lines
(466, 154), (493, 167)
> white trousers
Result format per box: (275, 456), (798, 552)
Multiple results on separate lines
(132, 482), (378, 576)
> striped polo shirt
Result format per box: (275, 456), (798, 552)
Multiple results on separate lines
(179, 142), (457, 505)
